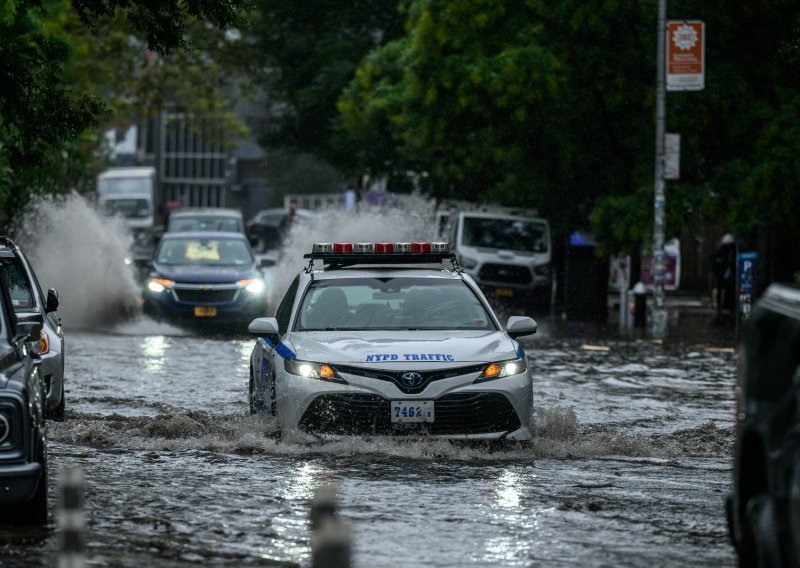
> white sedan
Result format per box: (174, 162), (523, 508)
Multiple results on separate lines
(247, 242), (538, 440)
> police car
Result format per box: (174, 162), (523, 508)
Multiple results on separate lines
(247, 241), (538, 440)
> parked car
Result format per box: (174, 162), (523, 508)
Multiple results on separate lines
(167, 208), (246, 234)
(246, 207), (316, 253)
(247, 240), (538, 440)
(142, 232), (275, 331)
(727, 283), (800, 566)
(0, 237), (64, 420)
(0, 244), (48, 525)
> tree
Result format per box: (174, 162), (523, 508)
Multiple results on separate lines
(251, 0), (405, 172)
(0, 0), (246, 225)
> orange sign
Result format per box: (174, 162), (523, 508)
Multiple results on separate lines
(666, 21), (704, 91)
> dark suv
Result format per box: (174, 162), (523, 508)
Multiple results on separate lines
(728, 283), (800, 566)
(0, 249), (48, 525)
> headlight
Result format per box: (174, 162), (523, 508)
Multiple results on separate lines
(284, 359), (346, 384)
(459, 255), (478, 269)
(239, 279), (265, 294)
(35, 330), (50, 355)
(475, 357), (527, 382)
(0, 413), (9, 444)
(147, 278), (174, 293)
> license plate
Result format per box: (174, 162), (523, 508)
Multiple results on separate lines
(194, 306), (217, 317)
(391, 400), (434, 423)
(496, 288), (514, 298)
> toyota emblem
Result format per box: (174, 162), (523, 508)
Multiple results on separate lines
(400, 371), (423, 388)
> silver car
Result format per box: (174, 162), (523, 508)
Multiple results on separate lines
(0, 238), (64, 421)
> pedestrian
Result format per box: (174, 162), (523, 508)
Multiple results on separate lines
(710, 233), (736, 324)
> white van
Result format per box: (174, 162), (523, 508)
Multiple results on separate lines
(96, 167), (156, 231)
(450, 211), (552, 306)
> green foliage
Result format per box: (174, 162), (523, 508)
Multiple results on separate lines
(251, 0), (405, 170)
(0, 0), (248, 226)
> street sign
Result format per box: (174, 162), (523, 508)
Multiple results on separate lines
(664, 133), (680, 179)
(736, 251), (757, 342)
(666, 21), (704, 91)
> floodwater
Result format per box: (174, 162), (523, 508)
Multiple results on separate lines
(0, 316), (737, 567)
(5, 196), (737, 566)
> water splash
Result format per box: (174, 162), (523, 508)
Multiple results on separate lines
(19, 192), (140, 329)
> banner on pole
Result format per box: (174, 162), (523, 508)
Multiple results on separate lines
(664, 133), (680, 179)
(666, 21), (704, 91)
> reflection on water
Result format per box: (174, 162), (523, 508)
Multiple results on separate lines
(0, 328), (737, 567)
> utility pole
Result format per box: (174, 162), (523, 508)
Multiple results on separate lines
(652, 0), (668, 337)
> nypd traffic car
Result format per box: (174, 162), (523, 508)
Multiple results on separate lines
(247, 242), (538, 440)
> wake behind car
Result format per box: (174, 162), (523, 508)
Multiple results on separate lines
(0, 245), (48, 525)
(143, 232), (273, 330)
(0, 237), (64, 420)
(248, 241), (537, 440)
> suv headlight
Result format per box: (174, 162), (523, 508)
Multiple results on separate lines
(284, 359), (346, 384)
(458, 255), (478, 269)
(147, 278), (174, 293)
(475, 357), (527, 382)
(34, 330), (50, 355)
(239, 279), (265, 294)
(0, 413), (9, 444)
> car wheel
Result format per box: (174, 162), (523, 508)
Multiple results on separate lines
(47, 382), (65, 422)
(249, 369), (266, 414)
(789, 454), (800, 564)
(746, 493), (782, 568)
(269, 371), (277, 417)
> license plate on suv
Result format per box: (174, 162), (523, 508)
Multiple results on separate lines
(391, 400), (434, 423)
(194, 306), (218, 317)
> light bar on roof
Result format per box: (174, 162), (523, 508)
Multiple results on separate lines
(394, 242), (411, 253)
(313, 243), (333, 253)
(354, 243), (375, 253)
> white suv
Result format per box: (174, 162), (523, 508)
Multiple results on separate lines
(450, 211), (552, 309)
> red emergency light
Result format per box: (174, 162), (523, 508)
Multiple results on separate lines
(333, 242), (354, 253)
(411, 242), (431, 253)
(374, 243), (394, 253)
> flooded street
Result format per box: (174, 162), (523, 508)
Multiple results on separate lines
(0, 316), (736, 567)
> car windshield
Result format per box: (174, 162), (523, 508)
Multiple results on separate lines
(462, 217), (548, 253)
(103, 198), (150, 219)
(156, 238), (253, 266)
(0, 260), (34, 310)
(296, 277), (495, 331)
(97, 177), (151, 195)
(168, 216), (243, 233)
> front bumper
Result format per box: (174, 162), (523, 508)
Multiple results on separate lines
(0, 462), (43, 503)
(275, 366), (533, 441)
(143, 284), (268, 325)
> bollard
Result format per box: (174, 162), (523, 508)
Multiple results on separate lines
(311, 517), (352, 568)
(309, 484), (352, 568)
(58, 467), (86, 568)
(310, 484), (338, 530)
(633, 282), (647, 329)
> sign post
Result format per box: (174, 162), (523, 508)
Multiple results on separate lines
(736, 251), (757, 343)
(666, 21), (705, 91)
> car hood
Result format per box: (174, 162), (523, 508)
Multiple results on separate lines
(153, 263), (257, 284)
(283, 330), (518, 366)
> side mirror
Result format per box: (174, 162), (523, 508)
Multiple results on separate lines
(506, 316), (537, 339)
(259, 257), (277, 269)
(15, 312), (44, 342)
(249, 317), (280, 340)
(46, 288), (59, 313)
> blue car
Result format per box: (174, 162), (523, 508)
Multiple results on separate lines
(143, 232), (273, 330)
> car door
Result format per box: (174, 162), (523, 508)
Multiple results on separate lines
(256, 276), (299, 400)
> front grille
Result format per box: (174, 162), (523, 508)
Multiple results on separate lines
(173, 288), (237, 303)
(332, 364), (485, 394)
(478, 263), (532, 284)
(298, 393), (520, 436)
